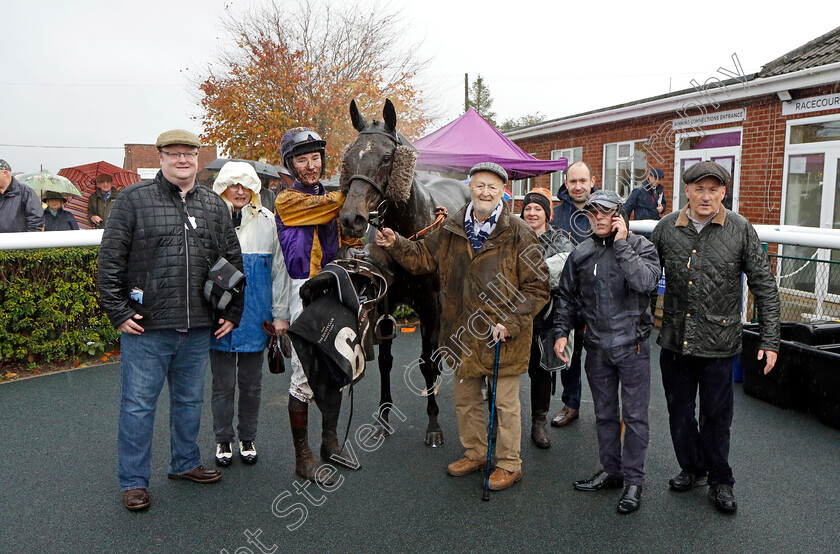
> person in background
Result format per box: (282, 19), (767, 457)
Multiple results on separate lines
(520, 188), (573, 449)
(625, 168), (666, 223)
(42, 191), (79, 231)
(548, 160), (597, 430)
(0, 158), (43, 232)
(87, 174), (120, 229)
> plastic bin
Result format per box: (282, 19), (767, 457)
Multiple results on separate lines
(741, 323), (811, 410)
(802, 345), (840, 430)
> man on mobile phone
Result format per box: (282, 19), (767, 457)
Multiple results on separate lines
(551, 190), (660, 514)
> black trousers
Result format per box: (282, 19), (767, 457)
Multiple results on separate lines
(660, 349), (736, 486)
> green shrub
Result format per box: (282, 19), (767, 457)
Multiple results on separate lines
(0, 247), (119, 364)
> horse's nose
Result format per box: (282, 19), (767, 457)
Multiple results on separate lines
(339, 212), (368, 238)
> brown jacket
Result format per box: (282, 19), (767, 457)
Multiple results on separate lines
(387, 204), (549, 379)
(87, 188), (120, 228)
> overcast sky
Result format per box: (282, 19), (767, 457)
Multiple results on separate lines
(2, 0), (837, 174)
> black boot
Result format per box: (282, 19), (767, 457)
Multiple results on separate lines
(315, 385), (361, 470)
(289, 397), (334, 485)
(530, 370), (551, 449)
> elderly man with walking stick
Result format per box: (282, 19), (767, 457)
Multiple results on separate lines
(376, 162), (548, 492)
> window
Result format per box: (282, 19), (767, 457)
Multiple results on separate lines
(550, 147), (582, 197)
(512, 152), (537, 199)
(603, 140), (647, 199)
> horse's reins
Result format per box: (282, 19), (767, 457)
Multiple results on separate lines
(408, 206), (449, 240)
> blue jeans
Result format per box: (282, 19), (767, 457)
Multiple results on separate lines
(118, 327), (211, 490)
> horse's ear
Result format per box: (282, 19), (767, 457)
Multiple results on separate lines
(383, 99), (397, 135)
(350, 99), (367, 132)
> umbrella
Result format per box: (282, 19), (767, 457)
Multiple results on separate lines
(57, 161), (142, 230)
(18, 172), (82, 197)
(202, 158), (282, 179)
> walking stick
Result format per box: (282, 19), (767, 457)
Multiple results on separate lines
(482, 340), (501, 502)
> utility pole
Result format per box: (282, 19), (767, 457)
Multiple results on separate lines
(465, 73), (469, 113)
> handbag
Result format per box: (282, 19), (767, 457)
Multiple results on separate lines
(263, 321), (291, 374)
(170, 191), (245, 313)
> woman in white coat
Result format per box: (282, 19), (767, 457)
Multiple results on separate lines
(210, 162), (291, 466)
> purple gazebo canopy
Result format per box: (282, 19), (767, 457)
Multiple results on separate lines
(414, 109), (567, 180)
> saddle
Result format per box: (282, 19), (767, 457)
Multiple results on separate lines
(288, 258), (390, 390)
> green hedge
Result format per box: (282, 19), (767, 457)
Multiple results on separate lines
(0, 247), (119, 366)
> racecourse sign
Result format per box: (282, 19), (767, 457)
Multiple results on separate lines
(781, 92), (840, 116)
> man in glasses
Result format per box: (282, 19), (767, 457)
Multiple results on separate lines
(273, 127), (361, 485)
(552, 190), (660, 514)
(376, 162), (549, 492)
(99, 129), (244, 511)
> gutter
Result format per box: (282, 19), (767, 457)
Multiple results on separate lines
(506, 61), (840, 140)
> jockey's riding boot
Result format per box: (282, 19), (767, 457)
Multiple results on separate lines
(530, 375), (551, 449)
(316, 386), (361, 470)
(289, 397), (334, 486)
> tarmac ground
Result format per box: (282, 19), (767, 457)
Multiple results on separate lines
(1, 329), (838, 553)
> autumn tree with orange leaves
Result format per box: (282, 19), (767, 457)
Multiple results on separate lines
(195, 0), (430, 175)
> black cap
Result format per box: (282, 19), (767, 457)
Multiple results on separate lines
(683, 161), (730, 187)
(0, 159), (10, 172)
(649, 167), (665, 179)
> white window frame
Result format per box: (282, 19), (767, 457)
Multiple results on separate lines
(550, 147), (582, 197)
(512, 153), (537, 199)
(602, 140), (647, 199)
(673, 126), (743, 213)
(778, 113), (840, 311)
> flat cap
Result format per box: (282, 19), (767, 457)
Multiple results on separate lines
(156, 129), (202, 149)
(682, 161), (730, 187)
(0, 159), (11, 171)
(468, 162), (508, 183)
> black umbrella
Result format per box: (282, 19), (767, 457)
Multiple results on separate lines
(201, 158), (281, 179)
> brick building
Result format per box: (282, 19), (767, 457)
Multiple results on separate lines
(123, 143), (217, 179)
(506, 26), (840, 238)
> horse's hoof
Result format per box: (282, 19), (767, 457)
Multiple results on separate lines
(425, 430), (444, 448)
(373, 423), (392, 439)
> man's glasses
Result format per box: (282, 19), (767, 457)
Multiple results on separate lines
(586, 204), (620, 217)
(160, 150), (199, 159)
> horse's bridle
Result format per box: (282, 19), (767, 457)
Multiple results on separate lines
(346, 127), (401, 200)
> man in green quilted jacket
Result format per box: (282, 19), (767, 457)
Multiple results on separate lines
(651, 161), (780, 515)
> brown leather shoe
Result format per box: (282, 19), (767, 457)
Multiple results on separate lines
(550, 405), (580, 428)
(488, 468), (523, 491)
(123, 488), (150, 511)
(446, 456), (487, 477)
(167, 465), (223, 483)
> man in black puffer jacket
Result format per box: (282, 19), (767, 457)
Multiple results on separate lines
(552, 190), (660, 515)
(651, 161), (780, 515)
(98, 129), (244, 512)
